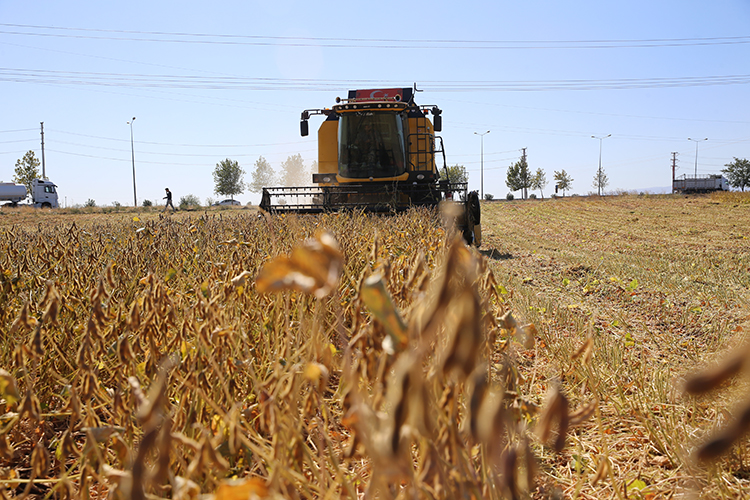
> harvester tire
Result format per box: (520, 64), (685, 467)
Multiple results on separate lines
(463, 191), (481, 247)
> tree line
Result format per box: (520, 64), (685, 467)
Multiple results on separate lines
(503, 153), (574, 199)
(214, 154), (314, 200)
(502, 155), (750, 197)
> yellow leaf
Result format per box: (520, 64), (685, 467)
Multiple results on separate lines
(214, 478), (268, 500)
(132, 216), (140, 222)
(304, 363), (329, 386)
(256, 230), (343, 298)
(519, 324), (537, 349)
(231, 271), (252, 287)
(305, 363), (323, 382)
(360, 273), (408, 352)
(0, 369), (20, 406)
(181, 340), (196, 359)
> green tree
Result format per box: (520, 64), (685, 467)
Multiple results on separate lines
(248, 156), (276, 193)
(531, 168), (548, 199)
(13, 150), (41, 195)
(213, 158), (245, 200)
(592, 167), (609, 195)
(722, 157), (750, 191)
(443, 164), (468, 184)
(553, 170), (573, 196)
(279, 154), (309, 186)
(506, 156), (531, 199)
(179, 194), (201, 209)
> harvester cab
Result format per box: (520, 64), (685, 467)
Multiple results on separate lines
(260, 87), (481, 246)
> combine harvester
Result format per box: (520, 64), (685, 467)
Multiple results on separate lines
(260, 87), (481, 246)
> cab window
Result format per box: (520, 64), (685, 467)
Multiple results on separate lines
(338, 112), (406, 179)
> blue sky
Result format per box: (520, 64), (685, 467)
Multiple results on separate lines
(2, 0), (749, 206)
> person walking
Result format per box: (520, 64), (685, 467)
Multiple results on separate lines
(164, 188), (176, 212)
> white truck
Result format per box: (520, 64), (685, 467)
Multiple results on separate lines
(0, 178), (59, 208)
(673, 174), (730, 194)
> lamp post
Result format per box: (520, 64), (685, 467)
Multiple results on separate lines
(127, 117), (137, 207)
(474, 130), (490, 200)
(591, 134), (611, 196)
(688, 137), (708, 178)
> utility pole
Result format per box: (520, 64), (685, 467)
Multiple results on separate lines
(474, 130), (490, 200)
(128, 117), (137, 207)
(521, 147), (527, 199)
(671, 152), (678, 193)
(40, 122), (46, 179)
(592, 134), (611, 196)
(688, 138), (707, 178)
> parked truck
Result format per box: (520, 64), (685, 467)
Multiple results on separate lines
(672, 174), (729, 194)
(0, 178), (59, 208)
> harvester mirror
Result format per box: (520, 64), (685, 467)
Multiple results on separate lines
(300, 120), (309, 137)
(433, 114), (442, 132)
(432, 107), (442, 131)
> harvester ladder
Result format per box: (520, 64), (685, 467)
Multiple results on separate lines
(407, 115), (435, 172)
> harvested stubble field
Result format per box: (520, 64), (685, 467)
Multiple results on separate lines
(0, 193), (748, 499)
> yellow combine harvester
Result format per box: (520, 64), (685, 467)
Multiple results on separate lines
(260, 87), (481, 246)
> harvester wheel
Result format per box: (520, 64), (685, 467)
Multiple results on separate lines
(463, 191), (481, 247)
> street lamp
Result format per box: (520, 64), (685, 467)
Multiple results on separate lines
(474, 130), (490, 200)
(591, 134), (611, 196)
(127, 117), (137, 207)
(688, 137), (708, 178)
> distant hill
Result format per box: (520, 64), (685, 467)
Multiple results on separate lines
(636, 186), (671, 194)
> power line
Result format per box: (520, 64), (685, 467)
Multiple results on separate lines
(0, 138), (36, 144)
(45, 147), (317, 165)
(0, 128), (37, 134)
(450, 148), (521, 159)
(48, 129), (315, 148)
(2, 23), (750, 49)
(444, 98), (750, 125)
(4, 69), (750, 91)
(52, 139), (317, 157)
(45, 148), (217, 166)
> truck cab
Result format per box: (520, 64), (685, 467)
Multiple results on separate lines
(31, 179), (59, 208)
